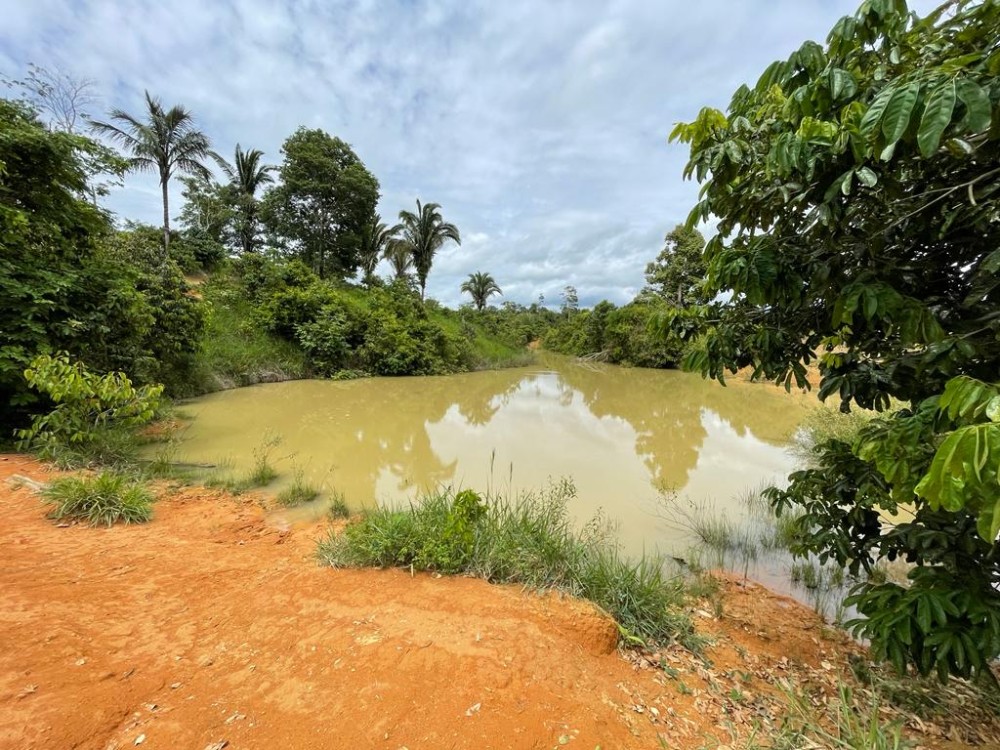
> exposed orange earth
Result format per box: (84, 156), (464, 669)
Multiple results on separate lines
(0, 455), (996, 750)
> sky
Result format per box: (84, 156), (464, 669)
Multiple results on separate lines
(1, 0), (935, 307)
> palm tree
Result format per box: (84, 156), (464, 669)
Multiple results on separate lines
(90, 91), (213, 259)
(358, 215), (401, 285)
(396, 199), (461, 300)
(216, 144), (275, 255)
(460, 272), (503, 311)
(384, 241), (414, 281)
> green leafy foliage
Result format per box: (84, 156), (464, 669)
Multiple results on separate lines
(460, 271), (502, 311)
(90, 90), (215, 259)
(1, 101), (206, 427)
(670, 0), (1000, 680)
(16, 354), (163, 459)
(395, 199), (461, 301)
(642, 225), (709, 307)
(544, 299), (688, 367)
(261, 128), (379, 279)
(43, 471), (154, 526)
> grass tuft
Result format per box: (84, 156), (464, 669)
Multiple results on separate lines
(327, 490), (351, 519)
(275, 467), (320, 507)
(43, 472), (154, 526)
(319, 480), (699, 649)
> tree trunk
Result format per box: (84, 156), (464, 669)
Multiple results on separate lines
(161, 176), (171, 264)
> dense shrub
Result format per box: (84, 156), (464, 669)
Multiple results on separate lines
(16, 354), (163, 466)
(262, 282), (341, 338)
(544, 300), (687, 367)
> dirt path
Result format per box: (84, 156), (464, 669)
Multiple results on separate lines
(1, 455), (995, 750)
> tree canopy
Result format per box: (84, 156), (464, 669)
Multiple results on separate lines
(642, 225), (708, 307)
(217, 144), (275, 255)
(461, 272), (503, 311)
(1, 100), (203, 424)
(90, 91), (214, 259)
(396, 200), (461, 300)
(670, 0), (1000, 680)
(262, 128), (379, 279)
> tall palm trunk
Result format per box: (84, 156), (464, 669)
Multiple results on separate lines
(160, 175), (170, 261)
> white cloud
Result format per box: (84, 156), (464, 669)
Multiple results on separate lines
(0, 0), (938, 306)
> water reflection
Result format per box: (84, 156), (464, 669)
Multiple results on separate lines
(174, 355), (811, 557)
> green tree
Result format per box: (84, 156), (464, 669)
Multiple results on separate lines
(178, 174), (234, 249)
(358, 214), (400, 286)
(1, 99), (202, 426)
(643, 225), (708, 306)
(396, 200), (461, 300)
(90, 91), (214, 260)
(560, 285), (579, 315)
(385, 241), (414, 281)
(216, 144), (274, 255)
(670, 0), (1000, 681)
(460, 271), (503, 311)
(262, 128), (379, 279)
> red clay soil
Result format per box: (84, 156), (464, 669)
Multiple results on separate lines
(0, 455), (996, 750)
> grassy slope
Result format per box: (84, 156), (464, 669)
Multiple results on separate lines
(185, 278), (531, 397)
(184, 282), (307, 396)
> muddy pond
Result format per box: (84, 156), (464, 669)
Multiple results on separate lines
(171, 355), (815, 568)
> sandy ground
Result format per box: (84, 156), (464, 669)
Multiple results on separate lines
(1, 454), (997, 750)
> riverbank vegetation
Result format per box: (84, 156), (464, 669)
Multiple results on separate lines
(0, 87), (544, 437)
(43, 471), (154, 527)
(319, 481), (700, 648)
(542, 225), (707, 366)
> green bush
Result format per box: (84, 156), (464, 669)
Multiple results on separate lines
(43, 471), (154, 526)
(295, 309), (351, 376)
(261, 283), (341, 339)
(319, 482), (697, 647)
(16, 354), (163, 465)
(186, 278), (307, 393)
(543, 300), (687, 367)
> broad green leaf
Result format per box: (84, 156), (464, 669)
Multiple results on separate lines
(916, 423), (1000, 538)
(977, 500), (1000, 542)
(881, 82), (920, 145)
(917, 80), (956, 157)
(841, 170), (854, 196)
(856, 166), (878, 187)
(829, 68), (857, 101)
(956, 79), (992, 132)
(860, 85), (896, 137)
(986, 396), (1000, 422)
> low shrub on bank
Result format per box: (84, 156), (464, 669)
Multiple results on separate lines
(16, 354), (164, 469)
(542, 299), (688, 367)
(43, 471), (154, 526)
(318, 481), (697, 648)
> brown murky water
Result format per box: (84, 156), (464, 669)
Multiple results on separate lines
(172, 355), (813, 559)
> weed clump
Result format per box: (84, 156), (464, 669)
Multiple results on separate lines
(319, 480), (697, 649)
(327, 491), (351, 519)
(43, 472), (154, 526)
(275, 468), (320, 507)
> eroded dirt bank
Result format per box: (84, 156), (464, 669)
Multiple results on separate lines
(1, 455), (996, 750)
